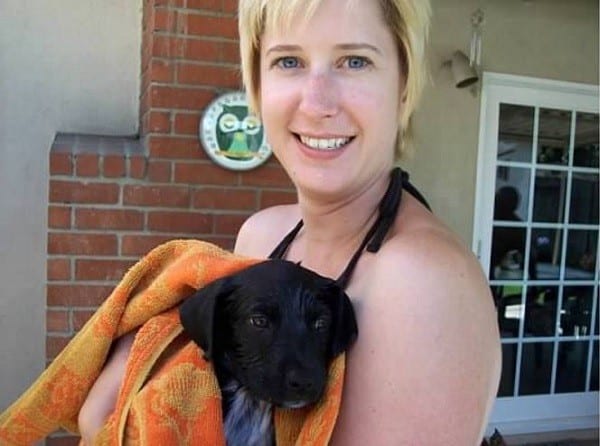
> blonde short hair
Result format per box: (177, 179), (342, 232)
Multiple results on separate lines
(238, 0), (431, 158)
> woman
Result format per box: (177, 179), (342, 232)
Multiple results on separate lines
(235, 0), (501, 444)
(79, 0), (501, 443)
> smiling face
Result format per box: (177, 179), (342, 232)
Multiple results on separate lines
(259, 0), (404, 199)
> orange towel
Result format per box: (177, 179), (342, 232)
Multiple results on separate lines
(0, 240), (345, 445)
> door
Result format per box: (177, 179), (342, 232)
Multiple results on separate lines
(474, 73), (599, 435)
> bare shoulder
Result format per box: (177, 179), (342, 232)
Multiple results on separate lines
(234, 204), (300, 258)
(330, 197), (501, 445)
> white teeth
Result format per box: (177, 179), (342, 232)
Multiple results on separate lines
(299, 135), (351, 150)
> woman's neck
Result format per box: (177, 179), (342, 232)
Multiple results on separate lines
(293, 171), (392, 274)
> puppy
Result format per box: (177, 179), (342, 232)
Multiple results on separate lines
(179, 259), (358, 446)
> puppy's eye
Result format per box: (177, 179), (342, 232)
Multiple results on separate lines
(249, 315), (270, 329)
(313, 317), (329, 331)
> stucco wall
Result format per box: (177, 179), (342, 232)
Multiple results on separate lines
(0, 0), (141, 409)
(406, 0), (599, 244)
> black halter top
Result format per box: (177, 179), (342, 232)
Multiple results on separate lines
(268, 167), (431, 290)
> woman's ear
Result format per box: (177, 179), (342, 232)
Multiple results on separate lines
(179, 277), (237, 361)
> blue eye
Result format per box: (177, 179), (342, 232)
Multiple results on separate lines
(345, 56), (369, 69)
(276, 57), (300, 69)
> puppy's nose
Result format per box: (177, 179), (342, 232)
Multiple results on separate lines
(285, 370), (314, 393)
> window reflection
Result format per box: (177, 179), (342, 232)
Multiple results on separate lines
(537, 108), (572, 166)
(533, 170), (568, 223)
(565, 230), (598, 280)
(493, 285), (523, 338)
(519, 342), (554, 395)
(499, 343), (518, 397)
(559, 287), (594, 337)
(574, 112), (599, 168)
(498, 104), (534, 163)
(556, 341), (589, 393)
(524, 286), (558, 337)
(569, 173), (599, 225)
(530, 228), (562, 280)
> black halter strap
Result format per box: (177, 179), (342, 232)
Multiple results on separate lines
(268, 168), (430, 289)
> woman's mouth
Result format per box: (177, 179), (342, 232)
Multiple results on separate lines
(296, 134), (354, 151)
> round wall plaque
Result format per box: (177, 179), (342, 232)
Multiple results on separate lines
(199, 91), (272, 171)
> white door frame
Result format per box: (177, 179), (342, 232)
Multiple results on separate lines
(474, 72), (599, 436)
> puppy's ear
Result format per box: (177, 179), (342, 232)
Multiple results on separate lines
(321, 284), (358, 359)
(179, 276), (236, 361)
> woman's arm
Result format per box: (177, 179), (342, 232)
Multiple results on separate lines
(77, 330), (137, 445)
(330, 231), (502, 445)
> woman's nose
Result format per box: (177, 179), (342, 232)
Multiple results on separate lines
(298, 72), (339, 119)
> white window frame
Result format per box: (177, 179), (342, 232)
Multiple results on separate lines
(473, 72), (599, 436)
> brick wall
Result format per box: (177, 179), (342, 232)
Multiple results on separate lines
(45, 1), (295, 443)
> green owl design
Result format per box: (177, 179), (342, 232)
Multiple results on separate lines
(216, 105), (264, 160)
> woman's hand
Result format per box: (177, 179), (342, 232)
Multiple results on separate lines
(77, 330), (136, 445)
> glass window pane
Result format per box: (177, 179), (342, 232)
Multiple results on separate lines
(519, 342), (554, 395)
(525, 286), (558, 337)
(565, 230), (598, 280)
(498, 104), (534, 163)
(494, 167), (530, 221)
(574, 112), (599, 168)
(531, 228), (563, 280)
(493, 285), (523, 338)
(490, 227), (527, 280)
(591, 341), (599, 391)
(537, 108), (572, 166)
(555, 341), (589, 393)
(560, 287), (594, 337)
(569, 173), (599, 225)
(498, 343), (518, 397)
(533, 169), (568, 223)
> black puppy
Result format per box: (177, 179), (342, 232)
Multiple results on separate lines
(179, 259), (358, 446)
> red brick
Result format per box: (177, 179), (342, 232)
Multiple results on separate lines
(221, 41), (240, 64)
(50, 152), (73, 175)
(184, 39), (221, 62)
(47, 335), (72, 360)
(152, 35), (184, 58)
(47, 284), (115, 306)
(174, 162), (238, 185)
(75, 259), (135, 281)
(186, 15), (238, 39)
(121, 234), (177, 256)
(48, 233), (118, 256)
(186, 0), (221, 11)
(75, 209), (145, 230)
(123, 184), (190, 207)
(192, 187), (257, 210)
(174, 113), (200, 135)
(129, 155), (148, 179)
(148, 59), (175, 83)
(48, 206), (71, 228)
(240, 166), (293, 188)
(260, 190), (297, 208)
(146, 111), (171, 134)
(151, 86), (213, 110)
(177, 63), (241, 88)
(72, 309), (97, 331)
(75, 154), (100, 177)
(203, 235), (235, 251)
(148, 160), (172, 182)
(47, 310), (70, 333)
(49, 180), (120, 204)
(103, 155), (126, 178)
(153, 8), (178, 32)
(214, 213), (249, 236)
(148, 136), (203, 159)
(222, 0), (237, 14)
(48, 258), (71, 281)
(147, 210), (212, 233)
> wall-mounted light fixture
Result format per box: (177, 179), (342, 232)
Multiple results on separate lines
(445, 50), (479, 88)
(442, 8), (485, 90)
